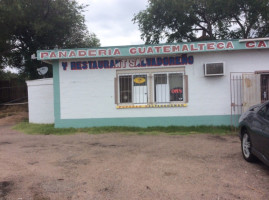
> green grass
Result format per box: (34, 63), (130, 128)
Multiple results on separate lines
(13, 122), (237, 136)
(13, 123), (76, 135)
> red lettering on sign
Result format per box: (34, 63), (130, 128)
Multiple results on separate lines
(69, 51), (76, 57)
(98, 49), (106, 56)
(88, 50), (96, 56)
(147, 47), (154, 54)
(172, 45), (180, 52)
(50, 52), (57, 58)
(130, 48), (136, 54)
(40, 52), (49, 59)
(138, 47), (146, 54)
(197, 43), (205, 50)
(190, 44), (198, 51)
(258, 41), (267, 48)
(216, 42), (224, 49)
(163, 46), (170, 53)
(154, 46), (162, 53)
(182, 44), (189, 52)
(114, 48), (121, 55)
(59, 51), (67, 58)
(226, 41), (234, 49)
(78, 50), (86, 57)
(207, 43), (215, 50)
(246, 41), (255, 48)
(108, 49), (112, 56)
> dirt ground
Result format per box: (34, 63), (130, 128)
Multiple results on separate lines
(0, 112), (269, 200)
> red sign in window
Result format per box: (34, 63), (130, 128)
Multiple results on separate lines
(171, 88), (182, 94)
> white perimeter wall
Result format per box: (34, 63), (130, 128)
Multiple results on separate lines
(59, 50), (269, 119)
(26, 78), (54, 123)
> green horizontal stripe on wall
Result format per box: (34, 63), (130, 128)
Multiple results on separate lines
(54, 115), (240, 128)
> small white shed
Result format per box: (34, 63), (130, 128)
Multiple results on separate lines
(26, 78), (54, 124)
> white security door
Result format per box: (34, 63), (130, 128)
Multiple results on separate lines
(156, 84), (169, 103)
(133, 75), (148, 104)
(154, 74), (169, 103)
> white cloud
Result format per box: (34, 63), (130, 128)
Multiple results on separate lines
(77, 0), (148, 47)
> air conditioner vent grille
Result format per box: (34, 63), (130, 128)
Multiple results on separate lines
(204, 63), (224, 76)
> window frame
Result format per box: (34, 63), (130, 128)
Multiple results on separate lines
(118, 73), (149, 105)
(153, 72), (185, 103)
(116, 67), (187, 106)
(118, 74), (133, 104)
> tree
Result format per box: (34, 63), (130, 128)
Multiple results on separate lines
(226, 0), (269, 38)
(0, 0), (100, 79)
(133, 0), (269, 44)
(0, 70), (20, 81)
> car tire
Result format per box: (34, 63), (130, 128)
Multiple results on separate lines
(241, 129), (256, 162)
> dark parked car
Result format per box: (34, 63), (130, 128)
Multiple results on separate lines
(239, 101), (269, 166)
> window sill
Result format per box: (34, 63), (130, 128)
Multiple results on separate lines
(116, 103), (187, 109)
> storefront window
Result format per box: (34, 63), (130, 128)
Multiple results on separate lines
(133, 75), (148, 104)
(119, 75), (132, 103)
(119, 74), (148, 104)
(117, 69), (186, 105)
(154, 73), (183, 103)
(169, 73), (183, 101)
(154, 74), (169, 103)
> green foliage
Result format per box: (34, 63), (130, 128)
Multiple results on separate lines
(225, 0), (269, 38)
(0, 0), (100, 79)
(133, 0), (269, 43)
(14, 122), (236, 135)
(0, 70), (20, 80)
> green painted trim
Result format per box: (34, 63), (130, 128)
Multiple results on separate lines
(52, 60), (61, 123)
(54, 115), (238, 128)
(37, 39), (269, 60)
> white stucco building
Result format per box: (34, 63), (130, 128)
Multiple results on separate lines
(27, 38), (269, 127)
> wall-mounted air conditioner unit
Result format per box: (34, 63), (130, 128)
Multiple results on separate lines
(204, 62), (225, 76)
